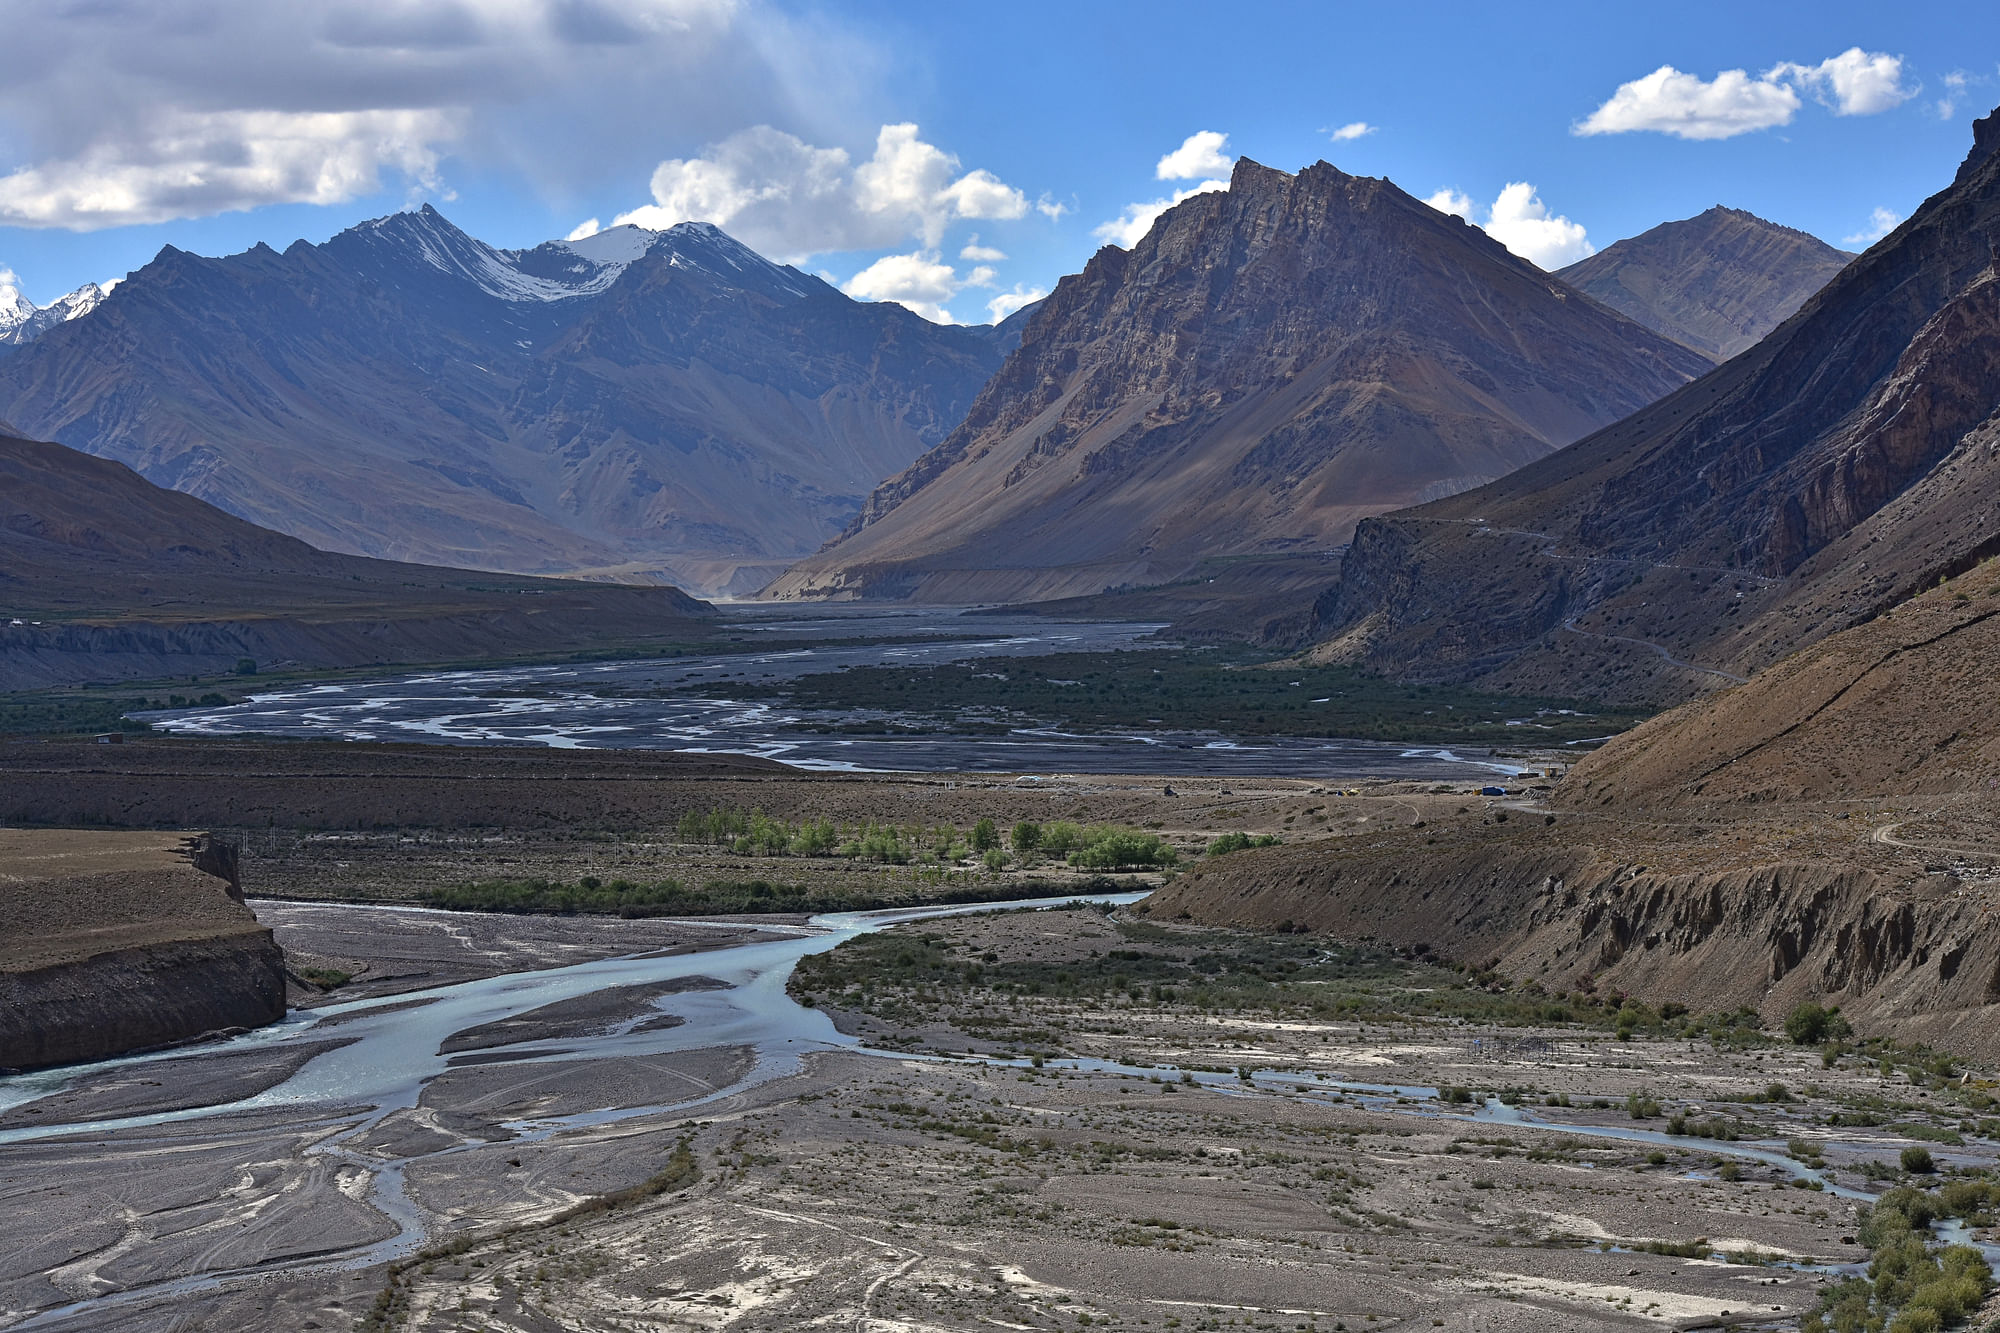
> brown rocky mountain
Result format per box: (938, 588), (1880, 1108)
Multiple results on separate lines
(1556, 206), (1851, 360)
(1313, 107), (2000, 705)
(0, 431), (713, 689)
(764, 158), (1711, 605)
(1152, 556), (2000, 1056)
(0, 211), (1013, 598)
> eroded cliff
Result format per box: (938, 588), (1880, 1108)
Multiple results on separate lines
(0, 829), (285, 1070)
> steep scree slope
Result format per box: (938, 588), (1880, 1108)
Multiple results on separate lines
(1313, 108), (2000, 704)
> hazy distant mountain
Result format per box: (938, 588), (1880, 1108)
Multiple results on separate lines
(1558, 206), (1852, 361)
(0, 209), (1011, 597)
(765, 158), (1710, 605)
(0, 428), (712, 689)
(1314, 107), (2000, 704)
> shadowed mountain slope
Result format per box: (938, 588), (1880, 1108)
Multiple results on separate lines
(1313, 108), (2000, 705)
(0, 210), (1008, 598)
(0, 432), (712, 689)
(1557, 207), (1851, 361)
(763, 158), (1710, 605)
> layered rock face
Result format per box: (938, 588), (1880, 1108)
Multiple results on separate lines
(766, 158), (1708, 605)
(0, 432), (713, 689)
(1313, 107), (2000, 704)
(1157, 564), (2000, 1051)
(0, 830), (285, 1070)
(1557, 207), (1851, 361)
(0, 211), (1009, 597)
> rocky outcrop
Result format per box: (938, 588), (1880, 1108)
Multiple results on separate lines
(1312, 106), (2000, 705)
(1167, 561), (2000, 1054)
(766, 157), (1708, 604)
(1557, 207), (1850, 360)
(0, 934), (285, 1072)
(0, 829), (286, 1071)
(1150, 833), (2000, 1057)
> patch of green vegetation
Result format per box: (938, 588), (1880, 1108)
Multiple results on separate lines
(792, 914), (1750, 1038)
(420, 875), (1109, 917)
(296, 967), (353, 989)
(1805, 1185), (1994, 1333)
(672, 808), (1177, 870)
(1204, 832), (1281, 857)
(685, 647), (1651, 744)
(0, 688), (229, 737)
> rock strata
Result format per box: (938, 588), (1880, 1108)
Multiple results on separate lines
(1312, 106), (2000, 704)
(0, 829), (285, 1070)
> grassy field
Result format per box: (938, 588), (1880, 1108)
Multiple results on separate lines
(689, 647), (1653, 744)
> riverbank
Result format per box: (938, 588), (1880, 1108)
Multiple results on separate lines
(0, 829), (283, 1070)
(7, 896), (1999, 1330)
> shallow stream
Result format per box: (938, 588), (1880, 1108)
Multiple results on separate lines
(135, 608), (1529, 779)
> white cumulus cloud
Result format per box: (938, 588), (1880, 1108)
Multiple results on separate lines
(986, 284), (1045, 323)
(1575, 65), (1800, 140)
(1156, 131), (1233, 181)
(0, 0), (883, 230)
(1424, 188), (1475, 220)
(1093, 179), (1230, 249)
(841, 250), (965, 323)
(615, 122), (1027, 263)
(959, 238), (1007, 262)
(1773, 49), (1917, 116)
(565, 217), (603, 242)
(1576, 50), (1917, 142)
(1328, 121), (1376, 142)
(1423, 183), (1593, 269)
(1844, 207), (1902, 247)
(0, 107), (455, 230)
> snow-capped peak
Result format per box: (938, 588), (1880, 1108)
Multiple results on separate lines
(559, 224), (661, 267)
(1, 276), (110, 346)
(0, 271), (33, 339)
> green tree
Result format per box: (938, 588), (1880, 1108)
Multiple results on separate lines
(1011, 821), (1042, 853)
(971, 818), (1000, 852)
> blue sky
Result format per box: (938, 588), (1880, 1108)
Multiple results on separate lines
(2, 0), (1996, 322)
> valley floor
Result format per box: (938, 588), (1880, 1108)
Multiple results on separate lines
(7, 903), (2000, 1331)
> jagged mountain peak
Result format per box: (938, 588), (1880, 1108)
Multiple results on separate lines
(0, 200), (1010, 598)
(765, 152), (1708, 605)
(0, 277), (111, 347)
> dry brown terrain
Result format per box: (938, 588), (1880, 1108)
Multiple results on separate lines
(1159, 565), (2000, 1057)
(0, 828), (258, 972)
(0, 432), (719, 689)
(0, 826), (285, 1068)
(767, 157), (1704, 606)
(13, 902), (1999, 1331)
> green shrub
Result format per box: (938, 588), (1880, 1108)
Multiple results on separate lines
(1204, 832), (1280, 857)
(1902, 1146), (1937, 1174)
(1786, 1002), (1852, 1045)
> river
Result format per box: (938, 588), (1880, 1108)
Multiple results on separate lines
(0, 891), (1964, 1329)
(134, 607), (1530, 779)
